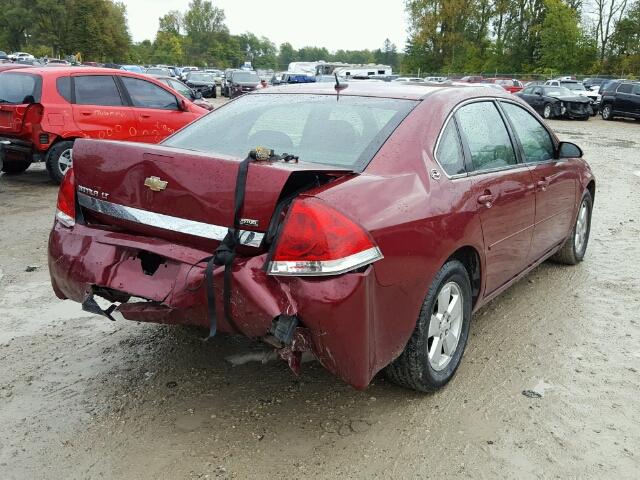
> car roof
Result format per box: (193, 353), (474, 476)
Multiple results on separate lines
(5, 66), (155, 78)
(252, 81), (515, 101)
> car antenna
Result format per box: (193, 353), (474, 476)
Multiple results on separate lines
(334, 73), (347, 100)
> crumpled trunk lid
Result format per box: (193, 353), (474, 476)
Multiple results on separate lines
(72, 139), (352, 251)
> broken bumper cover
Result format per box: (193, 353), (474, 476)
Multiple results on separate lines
(48, 222), (380, 389)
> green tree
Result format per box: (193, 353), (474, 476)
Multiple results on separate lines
(278, 42), (298, 70)
(539, 0), (581, 73)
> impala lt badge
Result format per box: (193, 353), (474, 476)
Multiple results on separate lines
(144, 176), (168, 192)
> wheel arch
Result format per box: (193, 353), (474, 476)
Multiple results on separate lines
(586, 179), (595, 204)
(446, 245), (482, 309)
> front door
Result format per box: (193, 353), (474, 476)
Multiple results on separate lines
(118, 76), (198, 143)
(455, 100), (536, 294)
(499, 101), (577, 262)
(70, 74), (137, 141)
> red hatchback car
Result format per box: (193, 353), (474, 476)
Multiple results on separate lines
(0, 67), (207, 182)
(484, 77), (525, 93)
(48, 83), (595, 392)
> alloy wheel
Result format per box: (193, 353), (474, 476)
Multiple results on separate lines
(58, 148), (73, 177)
(543, 104), (552, 119)
(602, 105), (611, 120)
(427, 282), (464, 371)
(574, 199), (589, 254)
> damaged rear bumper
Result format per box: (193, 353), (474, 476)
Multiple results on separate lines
(48, 222), (380, 389)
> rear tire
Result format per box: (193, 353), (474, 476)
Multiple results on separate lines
(601, 104), (613, 120)
(46, 140), (74, 184)
(552, 191), (593, 265)
(543, 103), (553, 119)
(1, 160), (31, 174)
(385, 260), (472, 392)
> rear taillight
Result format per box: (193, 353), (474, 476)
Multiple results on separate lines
(268, 197), (383, 276)
(55, 167), (75, 227)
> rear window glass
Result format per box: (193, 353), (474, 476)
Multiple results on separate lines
(618, 83), (633, 94)
(0, 73), (42, 104)
(163, 94), (418, 170)
(74, 75), (124, 106)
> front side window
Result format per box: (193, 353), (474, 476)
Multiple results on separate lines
(121, 77), (178, 110)
(163, 94), (418, 170)
(435, 120), (466, 176)
(456, 101), (517, 172)
(633, 84), (640, 95)
(74, 75), (123, 106)
(501, 102), (555, 163)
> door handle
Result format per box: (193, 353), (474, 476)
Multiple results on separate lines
(477, 193), (494, 208)
(537, 178), (549, 190)
(140, 114), (151, 119)
(80, 111), (92, 116)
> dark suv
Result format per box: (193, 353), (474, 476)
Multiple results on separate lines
(600, 81), (640, 121)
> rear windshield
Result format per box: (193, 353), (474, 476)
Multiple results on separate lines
(164, 93), (418, 170)
(0, 73), (42, 104)
(232, 72), (259, 83)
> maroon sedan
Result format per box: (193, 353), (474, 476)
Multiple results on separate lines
(48, 83), (595, 392)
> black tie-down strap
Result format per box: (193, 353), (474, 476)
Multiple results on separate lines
(203, 153), (251, 338)
(205, 147), (298, 338)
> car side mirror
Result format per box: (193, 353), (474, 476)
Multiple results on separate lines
(535, 91), (542, 96)
(557, 141), (583, 159)
(179, 98), (189, 111)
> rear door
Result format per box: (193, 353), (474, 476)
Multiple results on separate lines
(614, 83), (634, 114)
(118, 76), (199, 143)
(71, 74), (137, 141)
(500, 101), (576, 261)
(456, 100), (536, 295)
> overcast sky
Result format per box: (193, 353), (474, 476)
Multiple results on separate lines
(121, 0), (408, 52)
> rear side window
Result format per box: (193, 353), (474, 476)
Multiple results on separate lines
(456, 101), (517, 172)
(74, 75), (124, 106)
(501, 103), (554, 163)
(633, 84), (640, 95)
(0, 73), (42, 104)
(56, 76), (72, 102)
(121, 77), (178, 110)
(617, 83), (633, 94)
(435, 121), (465, 176)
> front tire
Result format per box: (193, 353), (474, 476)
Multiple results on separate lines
(385, 260), (472, 392)
(552, 191), (593, 265)
(46, 140), (74, 184)
(601, 104), (613, 120)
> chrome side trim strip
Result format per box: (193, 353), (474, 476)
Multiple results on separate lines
(78, 193), (264, 248)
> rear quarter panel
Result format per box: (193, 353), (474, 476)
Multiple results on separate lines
(315, 91), (487, 375)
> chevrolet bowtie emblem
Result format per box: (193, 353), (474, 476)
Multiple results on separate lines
(144, 176), (168, 192)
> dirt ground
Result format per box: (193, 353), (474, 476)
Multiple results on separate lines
(0, 114), (638, 479)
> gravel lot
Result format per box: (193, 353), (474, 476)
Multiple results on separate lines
(0, 115), (638, 479)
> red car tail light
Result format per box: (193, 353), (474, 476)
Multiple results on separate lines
(55, 167), (76, 227)
(268, 197), (383, 276)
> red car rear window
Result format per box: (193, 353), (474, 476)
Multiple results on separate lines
(0, 72), (42, 104)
